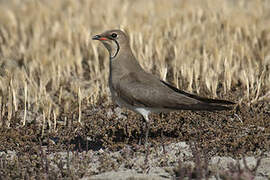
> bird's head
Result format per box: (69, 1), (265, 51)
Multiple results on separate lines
(92, 29), (129, 59)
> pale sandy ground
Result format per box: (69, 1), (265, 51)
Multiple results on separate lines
(1, 142), (269, 179)
(84, 142), (270, 180)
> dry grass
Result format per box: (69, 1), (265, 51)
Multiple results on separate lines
(0, 0), (269, 130)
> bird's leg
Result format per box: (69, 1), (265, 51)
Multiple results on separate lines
(145, 120), (149, 145)
(138, 115), (150, 146)
(143, 114), (150, 147)
(138, 115), (145, 145)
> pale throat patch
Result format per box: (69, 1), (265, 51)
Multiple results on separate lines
(102, 40), (119, 59)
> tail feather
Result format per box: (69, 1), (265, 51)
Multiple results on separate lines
(161, 80), (235, 105)
(192, 103), (234, 111)
(165, 102), (234, 112)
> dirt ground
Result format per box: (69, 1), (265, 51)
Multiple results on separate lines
(0, 85), (269, 179)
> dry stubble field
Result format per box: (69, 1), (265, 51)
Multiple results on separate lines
(0, 0), (270, 179)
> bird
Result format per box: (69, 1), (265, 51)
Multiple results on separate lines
(92, 29), (235, 145)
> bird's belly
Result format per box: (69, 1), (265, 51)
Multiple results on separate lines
(109, 83), (173, 114)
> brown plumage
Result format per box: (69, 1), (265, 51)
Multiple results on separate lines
(92, 29), (235, 144)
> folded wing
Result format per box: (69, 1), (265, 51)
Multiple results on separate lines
(116, 72), (234, 111)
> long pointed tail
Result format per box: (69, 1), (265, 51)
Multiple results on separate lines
(161, 80), (235, 105)
(192, 103), (234, 111)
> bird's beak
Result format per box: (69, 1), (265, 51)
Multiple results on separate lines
(92, 34), (108, 41)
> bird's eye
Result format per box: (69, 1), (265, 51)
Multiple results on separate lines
(111, 33), (117, 38)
